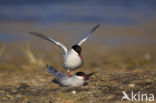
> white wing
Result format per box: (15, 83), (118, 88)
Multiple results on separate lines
(77, 24), (100, 46)
(28, 32), (68, 54)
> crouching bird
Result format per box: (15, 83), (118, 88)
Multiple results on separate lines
(46, 65), (88, 87)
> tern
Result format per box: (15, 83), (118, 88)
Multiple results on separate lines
(46, 65), (87, 87)
(28, 24), (100, 77)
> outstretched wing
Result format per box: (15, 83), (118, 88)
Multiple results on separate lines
(77, 24), (100, 46)
(28, 32), (68, 54)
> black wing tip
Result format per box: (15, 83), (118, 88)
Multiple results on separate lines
(46, 64), (54, 69)
(28, 31), (35, 35)
(95, 24), (100, 29)
(46, 64), (58, 73)
(96, 24), (100, 27)
(91, 24), (100, 33)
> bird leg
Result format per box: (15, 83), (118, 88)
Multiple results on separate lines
(67, 69), (72, 77)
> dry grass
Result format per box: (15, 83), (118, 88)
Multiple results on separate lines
(22, 42), (45, 66)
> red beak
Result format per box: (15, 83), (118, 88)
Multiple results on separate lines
(83, 76), (88, 79)
(79, 54), (82, 59)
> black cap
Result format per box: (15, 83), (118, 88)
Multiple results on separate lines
(72, 45), (81, 54)
(76, 72), (86, 76)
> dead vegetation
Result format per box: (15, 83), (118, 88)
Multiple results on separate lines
(22, 42), (45, 66)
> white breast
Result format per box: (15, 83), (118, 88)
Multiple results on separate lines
(59, 76), (84, 87)
(63, 49), (83, 70)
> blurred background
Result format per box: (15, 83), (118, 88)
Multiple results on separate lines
(0, 0), (156, 72)
(0, 1), (156, 102)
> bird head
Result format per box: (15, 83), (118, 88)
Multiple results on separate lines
(75, 72), (88, 79)
(72, 45), (81, 54)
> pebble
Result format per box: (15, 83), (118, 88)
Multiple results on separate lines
(128, 83), (135, 88)
(0, 90), (5, 94)
(72, 90), (76, 94)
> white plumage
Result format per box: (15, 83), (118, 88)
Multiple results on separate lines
(63, 49), (83, 70)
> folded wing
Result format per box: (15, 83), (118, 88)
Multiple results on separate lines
(46, 65), (66, 78)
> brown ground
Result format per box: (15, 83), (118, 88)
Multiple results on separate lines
(0, 47), (156, 103)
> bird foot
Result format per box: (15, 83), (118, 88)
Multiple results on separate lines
(68, 72), (72, 77)
(68, 75), (72, 77)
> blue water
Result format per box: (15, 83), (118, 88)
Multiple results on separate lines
(0, 34), (29, 42)
(102, 37), (156, 46)
(0, 0), (155, 24)
(0, 0), (156, 45)
(0, 34), (155, 47)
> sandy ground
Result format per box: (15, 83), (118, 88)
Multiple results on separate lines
(0, 68), (156, 103)
(0, 47), (156, 103)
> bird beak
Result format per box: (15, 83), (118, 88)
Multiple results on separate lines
(78, 54), (82, 59)
(83, 76), (88, 80)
